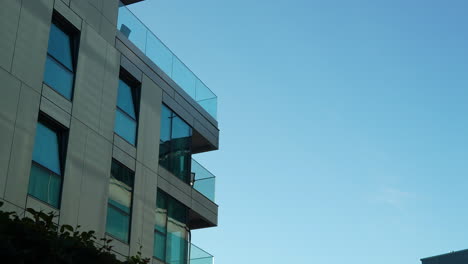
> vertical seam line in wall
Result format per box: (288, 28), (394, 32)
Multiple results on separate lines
(9, 0), (24, 72)
(75, 125), (89, 225)
(3, 83), (23, 201)
(98, 44), (110, 135)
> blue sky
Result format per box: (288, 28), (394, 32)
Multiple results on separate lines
(129, 1), (468, 263)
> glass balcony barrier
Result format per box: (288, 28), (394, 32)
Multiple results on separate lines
(190, 243), (214, 264)
(117, 3), (218, 120)
(190, 159), (216, 202)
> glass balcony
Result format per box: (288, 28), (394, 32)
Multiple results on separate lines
(117, 3), (218, 120)
(190, 243), (214, 264)
(191, 159), (216, 202)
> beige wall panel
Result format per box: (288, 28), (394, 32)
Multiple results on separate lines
(11, 0), (53, 92)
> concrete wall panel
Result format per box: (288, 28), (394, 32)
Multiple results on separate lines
(121, 55), (143, 82)
(72, 24), (107, 133)
(70, 0), (101, 31)
(102, 0), (119, 26)
(0, 0), (21, 71)
(136, 75), (163, 172)
(26, 196), (60, 223)
(130, 163), (157, 258)
(100, 16), (116, 45)
(42, 84), (73, 114)
(0, 69), (21, 198)
(112, 145), (136, 171)
(4, 84), (40, 207)
(40, 96), (71, 128)
(0, 198), (25, 218)
(191, 199), (217, 226)
(59, 117), (87, 228)
(98, 45), (120, 140)
(77, 129), (112, 238)
(114, 134), (137, 158)
(106, 234), (130, 257)
(192, 190), (218, 215)
(88, 0), (103, 12)
(11, 0), (53, 92)
(157, 175), (191, 209)
(54, 0), (82, 30)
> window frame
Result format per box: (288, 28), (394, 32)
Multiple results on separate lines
(28, 113), (68, 209)
(114, 68), (141, 146)
(153, 190), (190, 263)
(159, 104), (193, 184)
(105, 159), (135, 244)
(43, 12), (80, 101)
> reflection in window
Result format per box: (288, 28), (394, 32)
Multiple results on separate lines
(43, 23), (76, 100)
(28, 121), (66, 208)
(106, 160), (134, 243)
(115, 79), (139, 145)
(154, 190), (189, 264)
(159, 105), (192, 183)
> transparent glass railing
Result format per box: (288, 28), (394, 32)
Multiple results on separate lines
(191, 159), (216, 202)
(190, 243), (214, 264)
(117, 3), (218, 120)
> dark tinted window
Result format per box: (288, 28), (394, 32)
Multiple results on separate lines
(158, 105), (192, 183)
(115, 79), (139, 145)
(48, 24), (73, 70)
(106, 160), (134, 243)
(43, 22), (77, 100)
(154, 190), (189, 263)
(117, 80), (136, 118)
(28, 120), (66, 208)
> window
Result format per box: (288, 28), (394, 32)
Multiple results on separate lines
(159, 105), (192, 183)
(114, 77), (139, 145)
(28, 117), (67, 208)
(154, 190), (190, 264)
(106, 160), (134, 243)
(43, 18), (78, 100)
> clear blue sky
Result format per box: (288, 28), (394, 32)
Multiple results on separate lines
(129, 1), (468, 263)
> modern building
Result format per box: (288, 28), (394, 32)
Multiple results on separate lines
(0, 0), (220, 263)
(421, 249), (468, 264)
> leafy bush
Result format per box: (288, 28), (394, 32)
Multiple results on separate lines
(0, 202), (150, 264)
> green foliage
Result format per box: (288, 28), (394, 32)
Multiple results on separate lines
(0, 201), (150, 264)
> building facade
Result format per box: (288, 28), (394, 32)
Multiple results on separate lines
(422, 249), (468, 264)
(0, 0), (219, 263)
